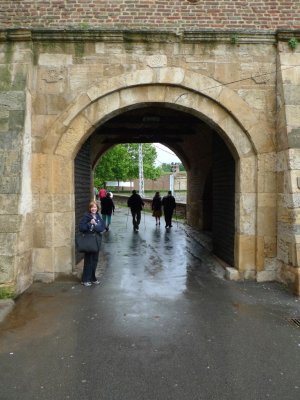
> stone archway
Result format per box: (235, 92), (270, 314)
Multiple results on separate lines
(35, 68), (275, 283)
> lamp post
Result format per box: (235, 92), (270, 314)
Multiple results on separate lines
(138, 143), (145, 197)
(170, 162), (177, 196)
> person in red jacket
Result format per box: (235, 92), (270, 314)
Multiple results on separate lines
(100, 192), (115, 231)
(98, 185), (107, 200)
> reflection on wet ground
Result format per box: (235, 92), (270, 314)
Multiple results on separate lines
(0, 208), (300, 400)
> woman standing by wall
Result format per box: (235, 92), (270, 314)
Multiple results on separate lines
(79, 201), (106, 286)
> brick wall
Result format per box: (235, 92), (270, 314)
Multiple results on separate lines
(1, 1), (300, 31)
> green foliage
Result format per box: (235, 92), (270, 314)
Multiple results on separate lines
(79, 22), (90, 30)
(0, 286), (15, 299)
(94, 144), (161, 187)
(288, 37), (299, 50)
(230, 34), (239, 45)
(126, 143), (161, 180)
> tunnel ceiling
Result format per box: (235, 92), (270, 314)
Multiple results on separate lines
(94, 106), (204, 144)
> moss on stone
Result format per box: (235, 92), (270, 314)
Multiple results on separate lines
(12, 71), (27, 91)
(4, 42), (14, 64)
(0, 66), (12, 90)
(9, 111), (25, 131)
(74, 41), (85, 59)
(0, 286), (15, 299)
(33, 41), (69, 65)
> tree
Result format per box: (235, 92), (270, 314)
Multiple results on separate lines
(126, 143), (161, 180)
(94, 144), (161, 187)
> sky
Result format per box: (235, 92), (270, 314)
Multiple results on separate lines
(153, 143), (181, 166)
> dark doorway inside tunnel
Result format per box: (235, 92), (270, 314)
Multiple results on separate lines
(74, 138), (93, 264)
(74, 104), (235, 268)
(211, 134), (235, 266)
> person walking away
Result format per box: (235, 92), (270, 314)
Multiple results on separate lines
(100, 192), (115, 231)
(99, 185), (107, 200)
(151, 191), (162, 226)
(162, 191), (176, 228)
(127, 190), (144, 232)
(94, 187), (99, 201)
(79, 201), (106, 286)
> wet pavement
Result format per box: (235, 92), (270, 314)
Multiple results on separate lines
(0, 208), (300, 400)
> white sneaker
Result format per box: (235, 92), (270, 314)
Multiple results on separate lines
(82, 282), (92, 287)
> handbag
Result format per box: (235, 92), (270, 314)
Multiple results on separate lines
(75, 232), (102, 253)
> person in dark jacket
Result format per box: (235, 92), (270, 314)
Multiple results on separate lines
(162, 191), (176, 228)
(127, 190), (144, 232)
(79, 201), (106, 286)
(100, 192), (115, 231)
(151, 191), (162, 226)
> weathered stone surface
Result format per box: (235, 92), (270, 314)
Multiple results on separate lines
(0, 92), (25, 111)
(54, 246), (73, 274)
(280, 193), (300, 209)
(257, 270), (277, 282)
(0, 256), (14, 282)
(236, 157), (257, 193)
(279, 263), (300, 295)
(235, 193), (256, 235)
(257, 194), (276, 236)
(31, 153), (52, 194)
(0, 129), (22, 150)
(0, 194), (19, 215)
(52, 157), (73, 194)
(264, 236), (277, 258)
(283, 85), (300, 105)
(0, 110), (9, 131)
(234, 234), (256, 272)
(52, 211), (73, 247)
(225, 267), (240, 281)
(32, 248), (53, 274)
(38, 53), (73, 66)
(238, 89), (267, 111)
(0, 233), (17, 256)
(0, 215), (21, 233)
(52, 194), (74, 212)
(0, 176), (21, 194)
(0, 299), (15, 322)
(15, 251), (32, 294)
(1, 151), (21, 175)
(287, 127), (300, 148)
(70, 64), (104, 93)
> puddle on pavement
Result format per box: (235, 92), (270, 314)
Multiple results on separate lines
(0, 284), (75, 351)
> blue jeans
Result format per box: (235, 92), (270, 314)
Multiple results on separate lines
(101, 214), (112, 226)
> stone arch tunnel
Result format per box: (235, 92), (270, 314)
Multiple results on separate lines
(74, 105), (236, 269)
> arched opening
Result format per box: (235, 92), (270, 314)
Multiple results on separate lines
(74, 104), (236, 268)
(39, 73), (267, 282)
